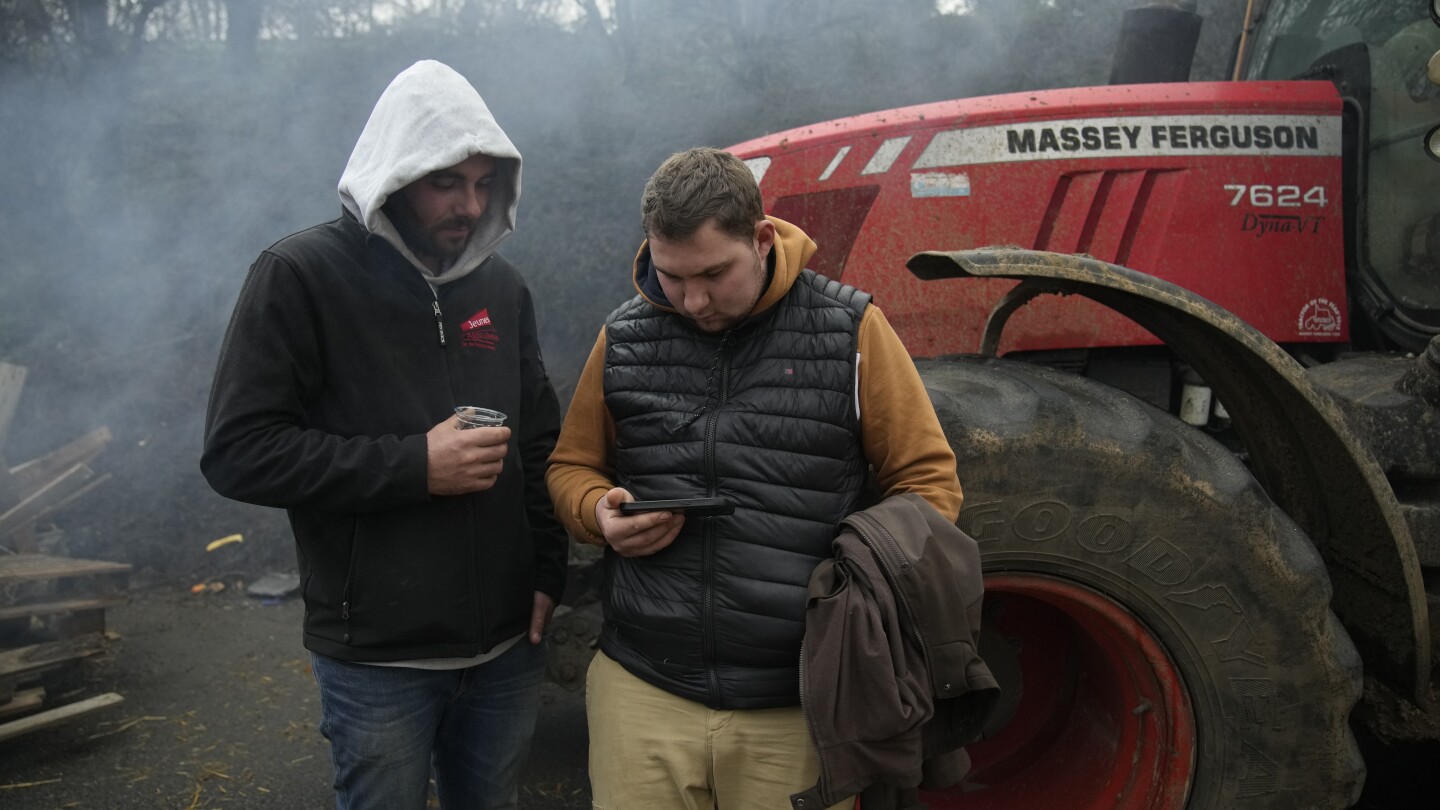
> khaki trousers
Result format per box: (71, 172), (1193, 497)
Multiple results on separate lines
(586, 651), (853, 810)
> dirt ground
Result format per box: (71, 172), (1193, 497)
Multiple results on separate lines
(0, 583), (591, 810)
(1, 578), (1434, 809)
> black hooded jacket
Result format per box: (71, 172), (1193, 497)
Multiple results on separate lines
(200, 60), (566, 662)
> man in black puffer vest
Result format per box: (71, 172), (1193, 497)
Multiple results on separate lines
(548, 147), (963, 809)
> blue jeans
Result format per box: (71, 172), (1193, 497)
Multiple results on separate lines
(310, 639), (547, 810)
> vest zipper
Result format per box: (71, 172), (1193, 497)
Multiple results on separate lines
(701, 343), (733, 706)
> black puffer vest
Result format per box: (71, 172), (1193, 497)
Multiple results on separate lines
(601, 269), (871, 709)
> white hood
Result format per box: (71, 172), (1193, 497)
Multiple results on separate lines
(338, 60), (522, 285)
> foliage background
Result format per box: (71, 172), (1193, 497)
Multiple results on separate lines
(0, 0), (1245, 576)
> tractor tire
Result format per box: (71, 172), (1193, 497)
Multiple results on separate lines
(916, 355), (1364, 810)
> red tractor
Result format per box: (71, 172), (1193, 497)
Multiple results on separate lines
(724, 1), (1439, 807)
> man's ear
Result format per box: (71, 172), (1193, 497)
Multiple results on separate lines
(754, 218), (777, 258)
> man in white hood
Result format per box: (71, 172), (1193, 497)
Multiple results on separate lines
(202, 60), (567, 810)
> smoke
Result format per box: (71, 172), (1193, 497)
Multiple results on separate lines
(0, 0), (1243, 577)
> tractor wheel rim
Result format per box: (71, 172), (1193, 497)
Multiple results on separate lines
(921, 573), (1196, 810)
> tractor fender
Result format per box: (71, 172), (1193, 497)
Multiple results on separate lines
(908, 247), (1430, 704)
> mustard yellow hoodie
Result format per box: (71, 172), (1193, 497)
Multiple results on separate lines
(546, 216), (962, 544)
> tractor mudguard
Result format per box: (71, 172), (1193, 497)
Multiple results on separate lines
(908, 247), (1430, 703)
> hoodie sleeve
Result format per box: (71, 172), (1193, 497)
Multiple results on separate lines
(200, 251), (430, 512)
(857, 306), (964, 522)
(515, 283), (570, 601)
(545, 328), (616, 546)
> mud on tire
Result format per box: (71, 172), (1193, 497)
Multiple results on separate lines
(919, 355), (1364, 809)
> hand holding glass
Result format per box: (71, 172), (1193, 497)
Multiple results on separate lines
(455, 406), (507, 429)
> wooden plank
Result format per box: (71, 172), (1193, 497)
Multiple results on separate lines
(0, 464), (95, 540)
(0, 364), (31, 549)
(0, 453), (36, 554)
(0, 686), (45, 721)
(21, 471), (110, 530)
(0, 363), (25, 447)
(0, 554), (132, 586)
(9, 427), (112, 493)
(0, 692), (123, 743)
(0, 596), (127, 623)
(0, 635), (107, 681)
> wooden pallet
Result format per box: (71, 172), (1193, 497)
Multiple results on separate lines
(0, 553), (131, 630)
(0, 555), (130, 738)
(0, 362), (128, 739)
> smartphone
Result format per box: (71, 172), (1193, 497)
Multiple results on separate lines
(618, 497), (734, 517)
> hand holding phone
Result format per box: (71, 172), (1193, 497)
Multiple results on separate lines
(596, 488), (691, 558)
(618, 497), (734, 517)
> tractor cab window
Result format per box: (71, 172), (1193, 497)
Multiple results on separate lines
(1247, 0), (1440, 348)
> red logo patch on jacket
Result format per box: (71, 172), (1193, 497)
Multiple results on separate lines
(461, 308), (499, 350)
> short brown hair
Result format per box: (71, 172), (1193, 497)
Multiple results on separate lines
(640, 147), (763, 241)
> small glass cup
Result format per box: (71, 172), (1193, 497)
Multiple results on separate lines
(455, 406), (507, 429)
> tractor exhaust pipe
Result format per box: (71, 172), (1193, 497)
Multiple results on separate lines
(1110, 2), (1204, 85)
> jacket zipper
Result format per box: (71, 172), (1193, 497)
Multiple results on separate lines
(341, 527), (360, 624)
(432, 287), (483, 651)
(432, 299), (447, 346)
(700, 342), (732, 706)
